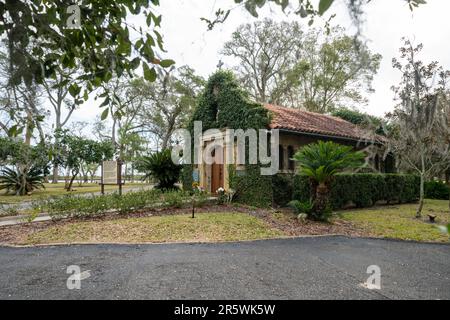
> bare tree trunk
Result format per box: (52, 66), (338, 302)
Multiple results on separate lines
(66, 169), (79, 191)
(52, 134), (60, 184)
(24, 111), (33, 146)
(416, 173), (425, 218)
(52, 164), (59, 184)
(446, 171), (450, 211)
(161, 135), (170, 151)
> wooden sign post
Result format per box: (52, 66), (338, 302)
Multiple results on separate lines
(101, 160), (124, 195)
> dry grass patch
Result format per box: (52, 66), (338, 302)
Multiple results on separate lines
(24, 212), (285, 245)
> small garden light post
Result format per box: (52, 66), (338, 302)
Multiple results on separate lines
(192, 196), (195, 219)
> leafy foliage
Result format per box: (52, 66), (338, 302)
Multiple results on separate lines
(190, 70), (270, 131)
(288, 199), (314, 215)
(283, 28), (381, 112)
(229, 165), (273, 207)
(332, 108), (388, 136)
(221, 18), (304, 104)
(44, 189), (198, 219)
(293, 141), (365, 220)
(425, 181), (449, 200)
(234, 0), (425, 20)
(387, 39), (450, 217)
(293, 173), (420, 209)
(222, 21), (381, 112)
(271, 174), (294, 206)
(57, 131), (114, 190)
(293, 141), (366, 184)
(0, 1), (172, 95)
(0, 166), (45, 196)
(136, 149), (181, 190)
(0, 137), (50, 171)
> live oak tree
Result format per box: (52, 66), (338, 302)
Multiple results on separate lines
(332, 107), (388, 136)
(221, 18), (304, 104)
(222, 22), (381, 113)
(136, 66), (205, 150)
(283, 28), (381, 113)
(0, 0), (174, 120)
(388, 39), (450, 218)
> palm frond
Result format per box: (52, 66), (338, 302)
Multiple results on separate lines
(293, 141), (366, 183)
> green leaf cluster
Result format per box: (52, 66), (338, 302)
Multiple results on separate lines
(293, 173), (420, 209)
(293, 141), (366, 184)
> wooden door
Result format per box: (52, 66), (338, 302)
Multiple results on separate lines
(211, 148), (224, 194)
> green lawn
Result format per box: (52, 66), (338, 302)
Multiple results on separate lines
(0, 182), (150, 204)
(339, 199), (450, 242)
(24, 212), (285, 245)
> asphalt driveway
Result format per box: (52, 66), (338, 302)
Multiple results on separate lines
(0, 236), (449, 300)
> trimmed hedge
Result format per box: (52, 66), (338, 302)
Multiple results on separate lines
(231, 172), (295, 208)
(292, 174), (419, 209)
(425, 181), (449, 200)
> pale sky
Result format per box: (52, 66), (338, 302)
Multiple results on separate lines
(70, 0), (450, 128)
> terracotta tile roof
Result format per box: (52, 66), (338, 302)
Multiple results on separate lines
(265, 104), (386, 143)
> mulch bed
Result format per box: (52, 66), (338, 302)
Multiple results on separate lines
(0, 204), (368, 245)
(243, 207), (368, 238)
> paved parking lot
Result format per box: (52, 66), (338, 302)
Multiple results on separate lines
(0, 236), (449, 299)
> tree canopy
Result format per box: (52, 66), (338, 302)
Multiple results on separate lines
(0, 0), (174, 105)
(387, 39), (450, 217)
(222, 21), (381, 113)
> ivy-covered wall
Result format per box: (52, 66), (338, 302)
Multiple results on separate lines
(188, 71), (270, 132)
(184, 70), (274, 206)
(228, 165), (274, 207)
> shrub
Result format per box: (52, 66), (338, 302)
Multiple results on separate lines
(425, 181), (449, 200)
(0, 166), (45, 196)
(45, 189), (188, 219)
(289, 199), (331, 222)
(0, 205), (20, 217)
(114, 190), (162, 214)
(136, 149), (181, 190)
(288, 200), (314, 215)
(163, 191), (186, 208)
(293, 173), (419, 210)
(193, 192), (210, 208)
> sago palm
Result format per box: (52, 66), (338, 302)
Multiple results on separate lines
(293, 141), (366, 219)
